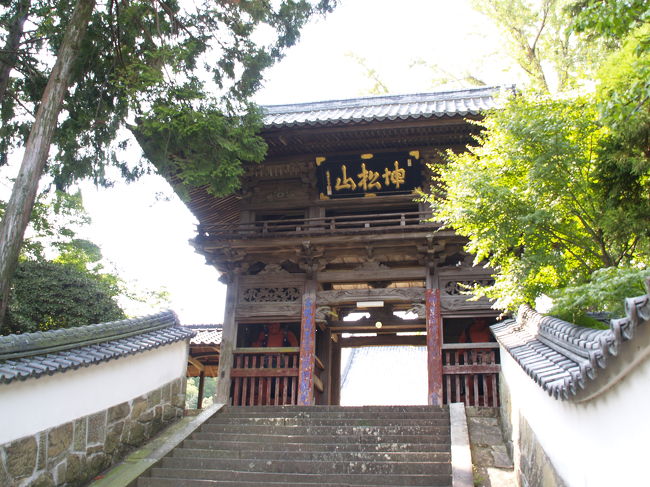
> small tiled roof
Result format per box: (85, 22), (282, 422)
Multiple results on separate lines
(262, 85), (510, 128)
(491, 293), (650, 400)
(184, 324), (223, 346)
(0, 311), (194, 384)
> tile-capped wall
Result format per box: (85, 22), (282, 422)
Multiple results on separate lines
(0, 377), (186, 487)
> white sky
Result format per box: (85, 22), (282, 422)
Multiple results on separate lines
(74, 0), (520, 324)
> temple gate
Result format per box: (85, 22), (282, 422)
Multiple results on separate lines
(185, 87), (504, 407)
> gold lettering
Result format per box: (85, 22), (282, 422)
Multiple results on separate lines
(383, 160), (406, 189)
(335, 165), (357, 191)
(357, 163), (382, 191)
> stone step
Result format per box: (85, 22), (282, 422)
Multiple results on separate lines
(197, 423), (450, 435)
(216, 410), (449, 419)
(221, 405), (446, 414)
(207, 417), (449, 426)
(160, 456), (451, 475)
(145, 467), (451, 485)
(171, 448), (450, 463)
(139, 479), (451, 487)
(188, 431), (451, 444)
(181, 439), (451, 453)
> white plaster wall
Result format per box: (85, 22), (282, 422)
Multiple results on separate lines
(501, 349), (650, 487)
(0, 340), (188, 445)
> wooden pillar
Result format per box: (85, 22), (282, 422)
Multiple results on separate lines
(298, 280), (317, 405)
(426, 288), (444, 406)
(197, 371), (206, 409)
(330, 336), (341, 406)
(319, 327), (333, 405)
(215, 273), (240, 404)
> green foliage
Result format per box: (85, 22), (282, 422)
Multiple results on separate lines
(185, 377), (218, 409)
(428, 92), (648, 312)
(550, 266), (650, 323)
(134, 103), (267, 197)
(472, 0), (606, 92)
(5, 260), (125, 335)
(1, 0), (336, 191)
(569, 0), (650, 46)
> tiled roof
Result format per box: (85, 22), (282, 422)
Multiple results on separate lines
(491, 293), (650, 400)
(184, 325), (223, 346)
(262, 86), (510, 128)
(0, 311), (194, 384)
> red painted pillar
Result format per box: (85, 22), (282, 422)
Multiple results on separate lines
(426, 288), (444, 406)
(298, 281), (317, 405)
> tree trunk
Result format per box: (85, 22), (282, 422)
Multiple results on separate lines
(0, 0), (31, 105)
(0, 0), (95, 332)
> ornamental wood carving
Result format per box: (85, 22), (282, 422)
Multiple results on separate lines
(241, 287), (301, 303)
(316, 287), (426, 305)
(235, 303), (302, 319)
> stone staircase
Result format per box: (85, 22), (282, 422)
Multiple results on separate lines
(136, 405), (453, 486)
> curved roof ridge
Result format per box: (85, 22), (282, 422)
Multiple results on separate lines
(0, 310), (181, 360)
(492, 292), (650, 400)
(262, 85), (514, 128)
(0, 311), (194, 384)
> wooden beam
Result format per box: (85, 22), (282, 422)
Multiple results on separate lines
(231, 368), (299, 377)
(214, 274), (240, 404)
(188, 356), (205, 372)
(426, 288), (444, 406)
(330, 339), (341, 406)
(298, 280), (317, 405)
(340, 334), (426, 348)
(313, 374), (324, 393)
(317, 268), (426, 283)
(197, 371), (206, 409)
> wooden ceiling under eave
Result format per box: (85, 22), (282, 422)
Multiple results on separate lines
(261, 114), (481, 158)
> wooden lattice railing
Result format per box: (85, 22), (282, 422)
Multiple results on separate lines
(198, 211), (440, 240)
(231, 347), (300, 406)
(442, 343), (500, 407)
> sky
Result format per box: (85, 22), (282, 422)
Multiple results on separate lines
(77, 0), (521, 325)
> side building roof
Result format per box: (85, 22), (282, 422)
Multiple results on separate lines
(491, 292), (650, 400)
(0, 311), (195, 384)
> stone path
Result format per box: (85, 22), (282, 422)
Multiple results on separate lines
(465, 407), (516, 487)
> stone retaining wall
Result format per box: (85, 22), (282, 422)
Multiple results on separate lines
(0, 377), (186, 487)
(499, 372), (566, 487)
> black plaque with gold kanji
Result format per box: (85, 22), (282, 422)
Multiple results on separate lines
(316, 151), (421, 200)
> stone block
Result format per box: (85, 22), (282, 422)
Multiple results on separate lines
(162, 404), (176, 422)
(130, 396), (148, 421)
(87, 411), (107, 445)
(53, 458), (66, 485)
(125, 421), (146, 446)
(36, 431), (47, 470)
(73, 417), (87, 452)
(104, 422), (124, 455)
(5, 435), (37, 479)
(87, 452), (111, 477)
(171, 378), (181, 397)
(47, 422), (73, 461)
(0, 452), (12, 486)
(147, 387), (162, 409)
(138, 408), (155, 423)
(172, 392), (186, 409)
(31, 472), (55, 487)
(107, 402), (130, 424)
(64, 453), (85, 484)
(162, 382), (172, 403)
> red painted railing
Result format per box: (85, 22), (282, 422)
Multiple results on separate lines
(230, 348), (300, 406)
(442, 343), (500, 407)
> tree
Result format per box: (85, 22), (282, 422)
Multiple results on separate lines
(429, 2), (649, 319)
(471, 0), (606, 93)
(0, 0), (337, 330)
(5, 259), (125, 335)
